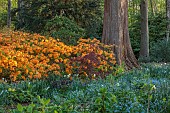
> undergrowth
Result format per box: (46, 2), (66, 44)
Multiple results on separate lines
(0, 63), (169, 113)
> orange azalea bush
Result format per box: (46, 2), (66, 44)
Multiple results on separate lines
(0, 31), (116, 81)
(69, 38), (116, 79)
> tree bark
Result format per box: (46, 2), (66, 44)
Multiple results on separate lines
(149, 0), (155, 15)
(102, 0), (138, 69)
(166, 0), (170, 42)
(139, 0), (149, 59)
(7, 0), (11, 28)
(17, 0), (24, 28)
(18, 0), (21, 23)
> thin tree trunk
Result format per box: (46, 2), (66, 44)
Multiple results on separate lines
(18, 0), (21, 23)
(7, 0), (11, 28)
(149, 0), (155, 15)
(166, 0), (170, 42)
(153, 0), (158, 13)
(132, 0), (135, 15)
(139, 0), (149, 60)
(18, 0), (24, 28)
(102, 0), (139, 69)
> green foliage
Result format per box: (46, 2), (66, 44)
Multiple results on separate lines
(66, 0), (103, 38)
(150, 39), (170, 62)
(44, 15), (85, 45)
(0, 12), (7, 28)
(12, 0), (103, 40)
(0, 80), (52, 105)
(129, 12), (167, 58)
(148, 12), (167, 41)
(92, 88), (117, 113)
(129, 13), (141, 57)
(0, 64), (169, 113)
(0, 0), (18, 29)
(12, 96), (61, 113)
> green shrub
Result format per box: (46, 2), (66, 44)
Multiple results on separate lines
(129, 12), (167, 58)
(43, 15), (85, 45)
(12, 96), (62, 113)
(150, 39), (170, 62)
(12, 0), (103, 39)
(0, 13), (7, 28)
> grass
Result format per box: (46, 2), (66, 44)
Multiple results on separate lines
(0, 63), (170, 113)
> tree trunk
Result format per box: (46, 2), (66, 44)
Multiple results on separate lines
(18, 0), (21, 24)
(18, 0), (24, 28)
(166, 0), (170, 42)
(139, 0), (149, 60)
(7, 0), (11, 28)
(153, 0), (157, 14)
(149, 0), (155, 15)
(102, 0), (138, 69)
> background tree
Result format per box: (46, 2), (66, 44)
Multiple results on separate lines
(7, 0), (11, 28)
(139, 0), (149, 60)
(0, 0), (168, 62)
(166, 0), (170, 42)
(102, 0), (138, 69)
(128, 0), (166, 60)
(13, 0), (103, 39)
(17, 0), (23, 28)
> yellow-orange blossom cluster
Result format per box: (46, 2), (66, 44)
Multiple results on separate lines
(0, 31), (116, 81)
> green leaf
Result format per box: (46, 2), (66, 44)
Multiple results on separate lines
(17, 104), (23, 112)
(111, 94), (117, 103)
(33, 110), (40, 113)
(44, 99), (50, 105)
(95, 97), (102, 104)
(27, 103), (35, 112)
(99, 88), (107, 93)
(54, 110), (58, 113)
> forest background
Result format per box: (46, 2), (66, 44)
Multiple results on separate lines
(0, 0), (169, 63)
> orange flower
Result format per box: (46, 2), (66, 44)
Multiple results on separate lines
(44, 74), (48, 77)
(0, 68), (2, 73)
(25, 69), (29, 74)
(29, 75), (33, 79)
(66, 68), (72, 74)
(31, 59), (39, 64)
(48, 54), (53, 58)
(0, 31), (117, 81)
(55, 59), (59, 63)
(21, 76), (26, 80)
(63, 59), (68, 64)
(29, 72), (33, 76)
(87, 60), (91, 63)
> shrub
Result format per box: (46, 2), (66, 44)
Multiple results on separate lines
(150, 39), (170, 62)
(43, 15), (85, 45)
(69, 38), (116, 79)
(0, 31), (116, 82)
(0, 12), (7, 28)
(129, 12), (167, 58)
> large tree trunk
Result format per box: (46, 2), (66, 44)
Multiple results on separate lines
(7, 0), (11, 28)
(139, 0), (149, 59)
(166, 0), (170, 42)
(102, 0), (138, 69)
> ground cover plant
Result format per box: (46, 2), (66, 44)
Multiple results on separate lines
(0, 63), (169, 113)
